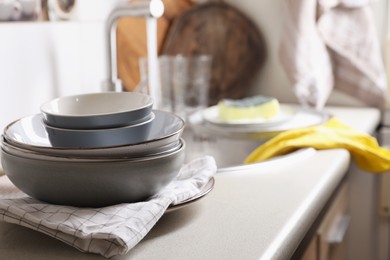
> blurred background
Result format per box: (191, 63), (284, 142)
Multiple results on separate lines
(0, 0), (388, 131)
(1, 1), (390, 259)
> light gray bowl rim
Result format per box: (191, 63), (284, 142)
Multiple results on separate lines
(3, 110), (185, 152)
(1, 138), (184, 162)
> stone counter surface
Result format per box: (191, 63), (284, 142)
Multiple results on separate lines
(0, 106), (381, 259)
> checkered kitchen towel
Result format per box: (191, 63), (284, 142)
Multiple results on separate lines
(0, 156), (217, 258)
(280, 0), (387, 109)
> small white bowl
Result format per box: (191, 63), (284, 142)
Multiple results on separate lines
(40, 92), (153, 129)
(44, 112), (155, 148)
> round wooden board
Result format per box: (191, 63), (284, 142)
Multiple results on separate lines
(162, 1), (267, 105)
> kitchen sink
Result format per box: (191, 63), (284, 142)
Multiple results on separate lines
(182, 127), (316, 170)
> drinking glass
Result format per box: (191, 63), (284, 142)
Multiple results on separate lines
(137, 55), (212, 120)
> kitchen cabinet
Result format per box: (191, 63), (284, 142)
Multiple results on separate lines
(317, 180), (349, 260)
(301, 238), (317, 260)
(300, 180), (350, 260)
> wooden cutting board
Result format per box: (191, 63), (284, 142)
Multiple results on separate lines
(161, 1), (267, 105)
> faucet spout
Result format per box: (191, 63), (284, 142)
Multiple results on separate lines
(103, 0), (164, 92)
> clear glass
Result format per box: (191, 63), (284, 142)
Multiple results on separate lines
(137, 55), (212, 120)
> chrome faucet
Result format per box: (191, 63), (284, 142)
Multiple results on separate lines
(103, 0), (164, 92)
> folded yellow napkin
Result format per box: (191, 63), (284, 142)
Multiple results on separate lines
(244, 117), (390, 173)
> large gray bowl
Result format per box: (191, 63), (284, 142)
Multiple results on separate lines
(0, 140), (185, 207)
(40, 92), (153, 129)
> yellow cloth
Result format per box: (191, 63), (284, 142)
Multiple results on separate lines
(244, 117), (390, 173)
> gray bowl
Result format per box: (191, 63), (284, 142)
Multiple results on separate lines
(40, 92), (153, 129)
(2, 136), (181, 161)
(44, 112), (155, 148)
(0, 140), (185, 207)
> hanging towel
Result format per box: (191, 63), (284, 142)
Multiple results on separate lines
(244, 117), (390, 173)
(279, 0), (387, 109)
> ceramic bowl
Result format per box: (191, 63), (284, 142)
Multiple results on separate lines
(3, 110), (185, 157)
(1, 136), (181, 160)
(44, 112), (155, 148)
(0, 140), (185, 207)
(1, 137), (182, 162)
(40, 92), (153, 129)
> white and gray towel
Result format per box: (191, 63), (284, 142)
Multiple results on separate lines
(0, 156), (217, 258)
(280, 0), (387, 109)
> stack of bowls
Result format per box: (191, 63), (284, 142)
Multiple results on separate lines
(0, 92), (186, 207)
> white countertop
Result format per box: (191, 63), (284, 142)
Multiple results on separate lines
(0, 106), (381, 259)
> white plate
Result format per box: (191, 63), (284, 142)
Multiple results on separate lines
(188, 104), (331, 139)
(166, 177), (215, 213)
(2, 139), (183, 162)
(202, 104), (297, 128)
